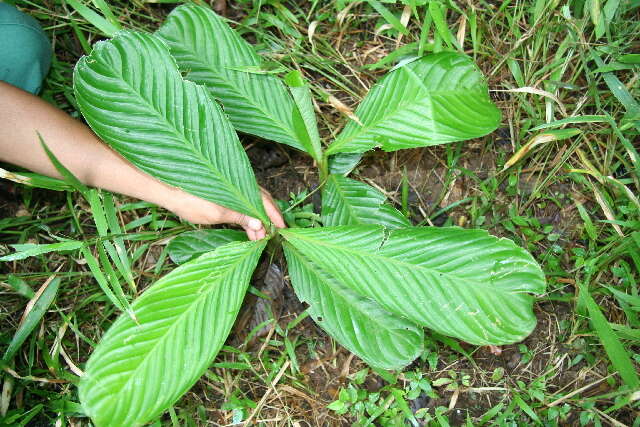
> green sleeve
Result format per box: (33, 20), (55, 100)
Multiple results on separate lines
(0, 3), (52, 94)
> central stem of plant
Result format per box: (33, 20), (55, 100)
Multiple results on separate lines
(318, 153), (329, 182)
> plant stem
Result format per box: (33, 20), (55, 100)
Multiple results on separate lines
(318, 153), (329, 181)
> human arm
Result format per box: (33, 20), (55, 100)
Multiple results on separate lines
(0, 81), (285, 240)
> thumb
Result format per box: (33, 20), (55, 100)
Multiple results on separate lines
(221, 210), (265, 240)
(244, 217), (263, 231)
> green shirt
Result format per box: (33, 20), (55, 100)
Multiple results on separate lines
(0, 2), (52, 94)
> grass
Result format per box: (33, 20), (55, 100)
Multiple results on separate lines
(1, 0), (639, 425)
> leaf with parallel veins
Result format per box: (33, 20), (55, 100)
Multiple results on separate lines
(280, 225), (545, 345)
(284, 243), (424, 370)
(157, 4), (302, 151)
(322, 175), (410, 228)
(326, 53), (501, 155)
(74, 31), (267, 224)
(79, 240), (266, 426)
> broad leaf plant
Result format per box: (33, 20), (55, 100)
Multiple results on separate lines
(71, 4), (546, 425)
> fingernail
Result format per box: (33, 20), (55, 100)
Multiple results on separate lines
(248, 218), (262, 230)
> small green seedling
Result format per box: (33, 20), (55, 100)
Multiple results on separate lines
(69, 4), (545, 425)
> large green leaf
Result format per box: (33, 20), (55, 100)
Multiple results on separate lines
(284, 245), (423, 370)
(167, 229), (247, 265)
(156, 4), (301, 150)
(73, 31), (267, 224)
(79, 240), (266, 426)
(325, 53), (502, 155)
(322, 174), (410, 228)
(280, 226), (545, 345)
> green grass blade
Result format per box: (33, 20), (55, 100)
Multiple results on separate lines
(513, 394), (541, 424)
(591, 50), (640, 136)
(96, 243), (133, 314)
(87, 189), (108, 236)
(529, 115), (609, 131)
(5, 276), (35, 299)
(418, 7), (432, 57)
(90, 0), (121, 29)
(0, 168), (72, 191)
(86, 190), (135, 297)
(39, 134), (89, 197)
(103, 192), (135, 289)
(582, 282), (640, 389)
(80, 246), (128, 315)
(366, 0), (409, 35)
(0, 241), (84, 262)
(2, 277), (61, 361)
(65, 0), (120, 37)
(428, 1), (459, 50)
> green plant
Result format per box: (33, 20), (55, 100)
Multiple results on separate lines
(10, 3), (548, 425)
(328, 369), (438, 426)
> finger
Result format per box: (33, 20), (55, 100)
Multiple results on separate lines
(244, 227), (258, 241)
(243, 223), (264, 241)
(218, 209), (266, 240)
(220, 209), (263, 231)
(255, 227), (266, 240)
(260, 190), (286, 228)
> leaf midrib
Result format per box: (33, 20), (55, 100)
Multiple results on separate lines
(283, 230), (529, 295)
(95, 243), (260, 413)
(330, 176), (368, 225)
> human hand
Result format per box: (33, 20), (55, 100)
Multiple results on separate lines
(165, 186), (286, 240)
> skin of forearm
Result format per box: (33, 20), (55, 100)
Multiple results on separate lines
(0, 81), (189, 211)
